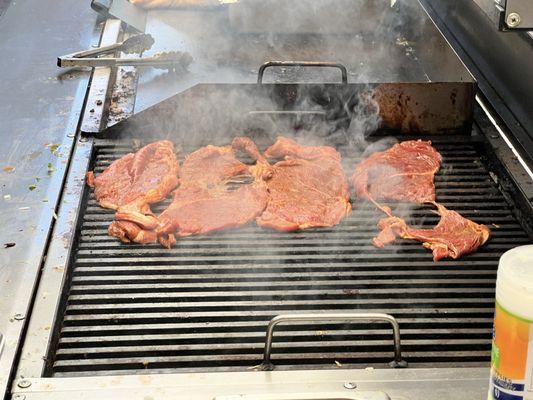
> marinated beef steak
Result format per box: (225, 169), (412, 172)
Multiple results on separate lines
(351, 140), (442, 204)
(156, 138), (269, 245)
(256, 137), (351, 232)
(111, 137), (269, 247)
(373, 203), (491, 261)
(87, 141), (179, 239)
(87, 140), (179, 211)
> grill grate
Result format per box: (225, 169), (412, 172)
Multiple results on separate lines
(49, 139), (532, 376)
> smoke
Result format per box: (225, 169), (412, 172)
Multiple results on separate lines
(98, 1), (445, 368)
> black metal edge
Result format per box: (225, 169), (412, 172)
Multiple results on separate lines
(473, 106), (533, 238)
(420, 0), (533, 169)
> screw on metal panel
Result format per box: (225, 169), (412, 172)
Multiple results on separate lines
(343, 382), (357, 390)
(13, 314), (25, 321)
(12, 394), (25, 400)
(17, 380), (31, 389)
(507, 12), (521, 28)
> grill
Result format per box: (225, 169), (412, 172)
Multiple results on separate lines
(48, 136), (532, 377)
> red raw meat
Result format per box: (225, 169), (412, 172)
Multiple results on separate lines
(373, 203), (491, 261)
(112, 137), (270, 247)
(87, 140), (179, 210)
(351, 140), (442, 203)
(256, 137), (351, 232)
(86, 141), (179, 243)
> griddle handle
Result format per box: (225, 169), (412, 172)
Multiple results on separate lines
(257, 61), (348, 84)
(260, 313), (408, 371)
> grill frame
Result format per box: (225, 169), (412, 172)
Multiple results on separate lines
(40, 134), (531, 378)
(13, 101), (533, 400)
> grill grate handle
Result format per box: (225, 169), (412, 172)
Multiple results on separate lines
(260, 313), (408, 371)
(257, 61), (348, 84)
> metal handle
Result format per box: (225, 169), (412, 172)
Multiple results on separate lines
(260, 313), (407, 370)
(257, 61), (348, 84)
(91, 0), (113, 16)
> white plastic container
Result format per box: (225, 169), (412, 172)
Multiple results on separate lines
(489, 245), (533, 400)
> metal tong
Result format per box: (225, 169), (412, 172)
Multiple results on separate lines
(57, 33), (193, 71)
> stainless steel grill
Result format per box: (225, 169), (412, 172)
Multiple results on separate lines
(48, 138), (531, 377)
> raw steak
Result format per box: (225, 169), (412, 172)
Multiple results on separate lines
(87, 140), (179, 212)
(351, 140), (442, 203)
(373, 203), (491, 261)
(256, 137), (351, 232)
(111, 137), (269, 247)
(87, 140), (179, 240)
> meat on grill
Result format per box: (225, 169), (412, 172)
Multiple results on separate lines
(256, 137), (351, 232)
(111, 137), (270, 247)
(86, 140), (179, 235)
(373, 203), (491, 261)
(351, 140), (442, 203)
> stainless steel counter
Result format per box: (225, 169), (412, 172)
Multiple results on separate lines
(0, 1), (96, 396)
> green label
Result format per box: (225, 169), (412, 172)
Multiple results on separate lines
(491, 341), (500, 369)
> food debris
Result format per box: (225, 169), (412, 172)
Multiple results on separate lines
(343, 288), (359, 295)
(315, 330), (327, 336)
(96, 99), (103, 106)
(42, 199), (48, 203)
(492, 223), (501, 229)
(46, 143), (60, 154)
(52, 212), (58, 220)
(2, 166), (15, 173)
(28, 185), (37, 191)
(335, 360), (343, 367)
(19, 207), (30, 211)
(47, 163), (55, 173)
(3, 194), (11, 200)
(3, 243), (16, 248)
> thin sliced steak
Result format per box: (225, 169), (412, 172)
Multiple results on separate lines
(256, 136), (351, 232)
(87, 140), (179, 212)
(373, 203), (491, 261)
(87, 141), (179, 243)
(112, 137), (269, 247)
(351, 140), (442, 203)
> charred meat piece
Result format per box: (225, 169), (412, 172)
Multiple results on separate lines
(373, 203), (491, 261)
(112, 137), (270, 247)
(256, 136), (351, 232)
(351, 140), (442, 203)
(86, 140), (179, 242)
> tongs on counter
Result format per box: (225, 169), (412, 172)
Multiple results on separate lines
(57, 33), (192, 71)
